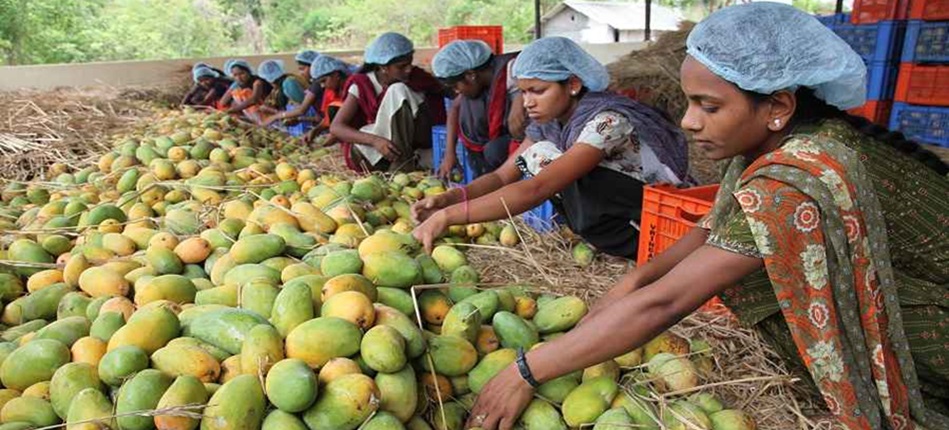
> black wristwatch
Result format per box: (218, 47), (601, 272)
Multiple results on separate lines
(516, 347), (541, 388)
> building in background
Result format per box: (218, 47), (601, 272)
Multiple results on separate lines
(534, 0), (682, 43)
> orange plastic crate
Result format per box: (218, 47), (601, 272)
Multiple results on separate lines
(850, 0), (911, 23)
(847, 100), (894, 125)
(637, 184), (728, 314)
(909, 0), (949, 20)
(894, 63), (949, 107)
(437, 26), (504, 54)
(637, 184), (719, 263)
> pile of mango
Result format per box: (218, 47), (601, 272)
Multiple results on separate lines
(0, 109), (755, 430)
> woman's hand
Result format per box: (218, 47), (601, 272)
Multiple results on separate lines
(412, 210), (449, 254)
(410, 193), (454, 224)
(465, 365), (534, 430)
(437, 151), (457, 180)
(371, 136), (401, 161)
(261, 115), (279, 127)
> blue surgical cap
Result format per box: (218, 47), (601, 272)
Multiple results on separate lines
(192, 67), (218, 83)
(295, 50), (320, 65)
(512, 37), (609, 91)
(686, 2), (867, 110)
(310, 56), (351, 80)
(432, 40), (493, 79)
(192, 62), (211, 72)
(228, 59), (252, 77)
(257, 60), (285, 83)
(365, 32), (414, 65)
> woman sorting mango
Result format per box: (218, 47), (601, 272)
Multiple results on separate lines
(181, 64), (232, 108)
(330, 32), (448, 172)
(431, 40), (527, 179)
(465, 4), (949, 430)
(255, 60), (314, 137)
(219, 59), (272, 124)
(412, 37), (690, 259)
(303, 55), (354, 146)
(262, 50), (324, 134)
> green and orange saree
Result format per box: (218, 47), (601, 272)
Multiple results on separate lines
(702, 119), (949, 429)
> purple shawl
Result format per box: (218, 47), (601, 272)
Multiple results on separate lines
(525, 92), (689, 181)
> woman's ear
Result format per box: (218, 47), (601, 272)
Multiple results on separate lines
(767, 90), (796, 132)
(567, 76), (583, 96)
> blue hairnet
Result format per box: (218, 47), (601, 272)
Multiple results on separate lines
(512, 37), (609, 91)
(686, 2), (866, 110)
(228, 59), (252, 77)
(192, 62), (211, 72)
(364, 32), (414, 65)
(192, 66), (218, 83)
(257, 60), (285, 83)
(310, 56), (351, 80)
(295, 50), (320, 65)
(432, 40), (493, 78)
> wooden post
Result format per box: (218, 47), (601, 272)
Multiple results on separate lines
(535, 0), (542, 39)
(645, 0), (653, 41)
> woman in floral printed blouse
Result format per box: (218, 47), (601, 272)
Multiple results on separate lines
(466, 4), (949, 430)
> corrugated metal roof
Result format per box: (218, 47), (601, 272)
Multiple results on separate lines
(543, 1), (682, 31)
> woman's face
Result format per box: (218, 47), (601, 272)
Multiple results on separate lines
(197, 77), (215, 89)
(298, 62), (311, 79)
(381, 57), (414, 83)
(231, 66), (252, 86)
(679, 56), (774, 161)
(517, 78), (575, 123)
(319, 72), (343, 92)
(452, 72), (485, 99)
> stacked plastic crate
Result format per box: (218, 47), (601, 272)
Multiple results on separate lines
(817, 6), (906, 125)
(890, 1), (948, 147)
(817, 0), (947, 147)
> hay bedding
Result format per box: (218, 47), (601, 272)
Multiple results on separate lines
(0, 88), (152, 181)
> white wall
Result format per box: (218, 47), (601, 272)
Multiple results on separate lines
(542, 8), (589, 41)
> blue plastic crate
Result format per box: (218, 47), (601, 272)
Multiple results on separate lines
(901, 20), (949, 63)
(522, 201), (561, 232)
(866, 61), (900, 100)
(815, 13), (849, 27)
(430, 125), (478, 184)
(889, 102), (949, 147)
(833, 20), (906, 64)
(432, 125), (448, 171)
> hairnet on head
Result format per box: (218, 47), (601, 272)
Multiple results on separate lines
(310, 56), (351, 80)
(257, 60), (285, 83)
(364, 32), (414, 65)
(192, 62), (211, 72)
(686, 2), (866, 110)
(432, 40), (493, 79)
(228, 59), (252, 77)
(513, 37), (609, 91)
(295, 50), (320, 65)
(192, 67), (218, 83)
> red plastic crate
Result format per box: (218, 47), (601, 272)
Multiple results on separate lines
(437, 26), (504, 54)
(909, 0), (949, 20)
(894, 63), (949, 107)
(851, 0), (911, 23)
(637, 184), (719, 263)
(848, 100), (894, 125)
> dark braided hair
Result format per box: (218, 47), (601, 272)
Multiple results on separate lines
(746, 88), (948, 176)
